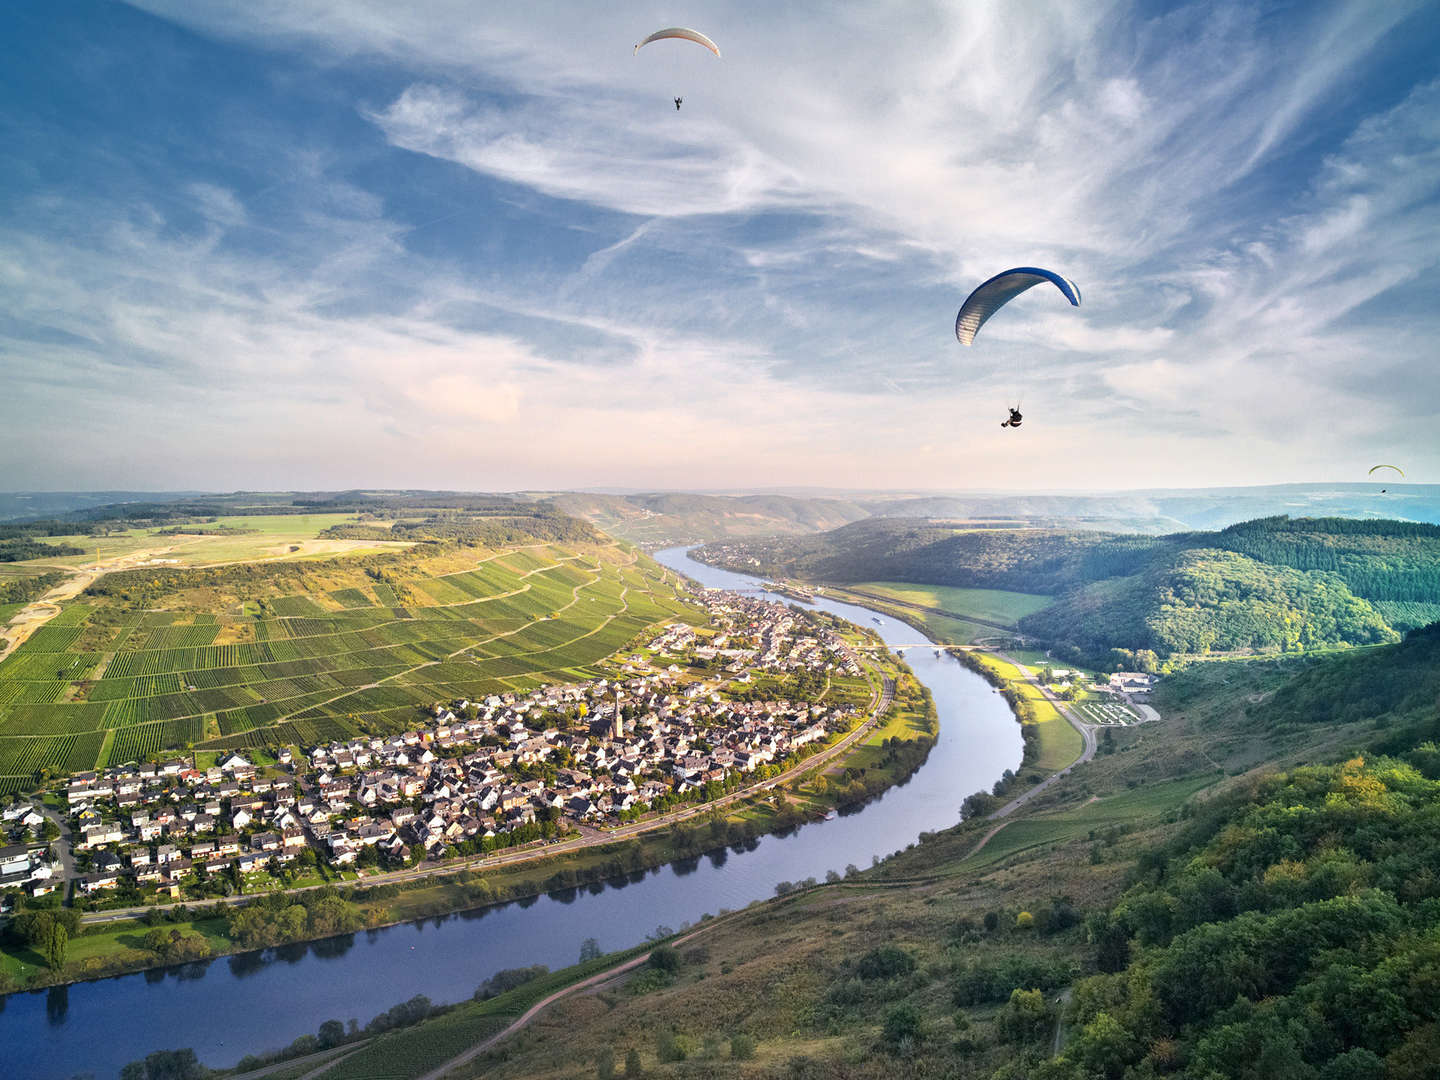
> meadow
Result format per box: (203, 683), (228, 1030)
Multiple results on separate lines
(0, 543), (701, 787)
(968, 653), (1084, 773)
(822, 582), (1051, 645)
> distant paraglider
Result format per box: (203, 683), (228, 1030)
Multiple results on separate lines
(635, 27), (720, 110)
(634, 27), (722, 57)
(1001, 407), (1023, 429)
(1369, 464), (1404, 494)
(955, 267), (1082, 347)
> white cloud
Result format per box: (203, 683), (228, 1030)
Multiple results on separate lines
(5, 1), (1434, 491)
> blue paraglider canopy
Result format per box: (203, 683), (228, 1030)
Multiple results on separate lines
(955, 267), (1081, 346)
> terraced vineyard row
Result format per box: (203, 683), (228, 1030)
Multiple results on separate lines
(0, 546), (700, 778)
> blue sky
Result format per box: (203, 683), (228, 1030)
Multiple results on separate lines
(2, 0), (1438, 492)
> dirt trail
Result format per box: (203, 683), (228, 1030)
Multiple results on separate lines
(0, 544), (191, 662)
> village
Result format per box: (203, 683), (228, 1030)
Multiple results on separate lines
(1, 589), (874, 908)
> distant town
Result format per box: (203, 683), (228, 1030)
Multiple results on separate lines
(2, 589), (874, 907)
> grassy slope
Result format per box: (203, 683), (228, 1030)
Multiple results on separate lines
(706, 517), (1440, 660)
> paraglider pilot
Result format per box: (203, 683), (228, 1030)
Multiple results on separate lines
(674, 97), (683, 110)
(1001, 408), (1023, 429)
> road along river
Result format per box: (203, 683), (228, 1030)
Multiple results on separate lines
(0, 547), (1022, 1079)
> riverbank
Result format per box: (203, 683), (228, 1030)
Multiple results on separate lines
(814, 583), (1086, 777)
(0, 658), (935, 994)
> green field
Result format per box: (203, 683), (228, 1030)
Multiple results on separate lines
(0, 545), (701, 784)
(967, 653), (1084, 771)
(0, 514), (411, 576)
(855, 583), (1051, 626)
(955, 774), (1218, 871)
(825, 582), (1052, 644)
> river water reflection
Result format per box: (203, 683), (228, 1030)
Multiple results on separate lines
(1, 547), (1021, 1079)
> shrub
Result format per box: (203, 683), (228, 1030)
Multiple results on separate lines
(648, 944), (681, 973)
(995, 988), (1052, 1044)
(656, 1030), (691, 1063)
(731, 1033), (757, 1060)
(855, 945), (917, 981)
(883, 1003), (925, 1045)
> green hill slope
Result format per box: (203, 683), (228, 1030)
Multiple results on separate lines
(701, 516), (1440, 661)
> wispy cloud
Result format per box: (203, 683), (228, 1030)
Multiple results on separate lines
(1, 1), (1436, 491)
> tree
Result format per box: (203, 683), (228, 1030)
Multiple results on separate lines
(596, 1047), (616, 1079)
(656, 1030), (689, 1063)
(625, 1048), (643, 1076)
(1066, 1010), (1137, 1079)
(648, 944), (680, 973)
(995, 988), (1052, 1044)
(117, 1049), (207, 1080)
(579, 937), (602, 963)
(317, 1019), (346, 1049)
(46, 922), (67, 971)
(1015, 910), (1035, 930)
(983, 910), (1000, 932)
(1095, 922), (1131, 974)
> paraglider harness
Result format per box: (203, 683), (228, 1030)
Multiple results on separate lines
(1001, 408), (1023, 429)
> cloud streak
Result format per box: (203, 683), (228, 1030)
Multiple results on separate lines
(1, 1), (1436, 491)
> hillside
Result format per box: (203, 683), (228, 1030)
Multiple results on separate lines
(701, 516), (1440, 662)
(542, 492), (874, 546)
(0, 502), (701, 792)
(270, 615), (1440, 1080)
(547, 486), (1440, 543)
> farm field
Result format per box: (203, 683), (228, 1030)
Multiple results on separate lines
(822, 582), (1052, 644)
(851, 582), (1052, 627)
(974, 653), (1084, 772)
(953, 774), (1220, 872)
(1070, 697), (1142, 726)
(5, 514), (412, 572)
(0, 543), (701, 789)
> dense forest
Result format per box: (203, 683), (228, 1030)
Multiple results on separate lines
(0, 572), (65, 606)
(701, 516), (1440, 661)
(1038, 626), (1440, 1079)
(319, 507), (598, 547)
(1024, 549), (1397, 657)
(0, 538), (85, 562)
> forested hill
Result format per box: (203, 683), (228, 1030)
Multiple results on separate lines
(698, 516), (1440, 661)
(1045, 624), (1440, 1080)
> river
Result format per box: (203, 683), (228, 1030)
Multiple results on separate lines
(0, 547), (1022, 1079)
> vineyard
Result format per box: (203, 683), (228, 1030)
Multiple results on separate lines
(0, 544), (701, 783)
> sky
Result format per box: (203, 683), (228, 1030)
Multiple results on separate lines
(2, 0), (1438, 493)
